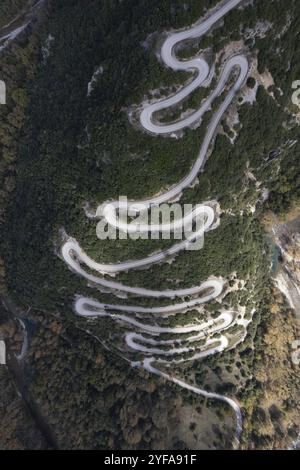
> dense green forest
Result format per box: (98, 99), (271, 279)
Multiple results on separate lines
(0, 0), (299, 450)
(0, 0), (29, 28)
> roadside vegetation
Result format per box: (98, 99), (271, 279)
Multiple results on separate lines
(0, 0), (299, 449)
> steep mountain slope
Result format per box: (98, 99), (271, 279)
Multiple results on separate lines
(0, 0), (299, 450)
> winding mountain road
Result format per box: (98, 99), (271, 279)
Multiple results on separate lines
(0, 0), (45, 53)
(61, 0), (249, 445)
(0, 0), (249, 448)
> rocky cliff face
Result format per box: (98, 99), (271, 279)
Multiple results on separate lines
(273, 217), (300, 318)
